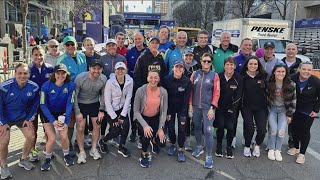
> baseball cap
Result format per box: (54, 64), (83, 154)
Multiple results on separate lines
(115, 62), (127, 70)
(63, 36), (76, 45)
(89, 59), (103, 68)
(53, 64), (68, 73)
(172, 60), (184, 67)
(106, 39), (117, 45)
(149, 36), (160, 43)
(264, 41), (275, 49)
(183, 49), (193, 55)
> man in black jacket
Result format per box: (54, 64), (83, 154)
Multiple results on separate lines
(281, 43), (302, 149)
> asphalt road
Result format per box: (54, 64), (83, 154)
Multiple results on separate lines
(5, 117), (320, 180)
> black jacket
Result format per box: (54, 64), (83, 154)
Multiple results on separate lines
(193, 45), (215, 64)
(242, 72), (268, 110)
(184, 60), (200, 79)
(162, 74), (192, 116)
(291, 73), (320, 114)
(133, 49), (167, 90)
(218, 72), (243, 112)
(281, 57), (302, 75)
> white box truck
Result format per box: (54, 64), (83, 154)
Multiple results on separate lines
(212, 18), (310, 61)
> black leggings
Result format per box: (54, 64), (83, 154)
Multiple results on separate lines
(242, 108), (267, 147)
(214, 109), (235, 147)
(103, 109), (129, 147)
(138, 114), (165, 152)
(292, 112), (314, 154)
(167, 113), (186, 148)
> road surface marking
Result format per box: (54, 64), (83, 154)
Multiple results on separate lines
(307, 147), (320, 161)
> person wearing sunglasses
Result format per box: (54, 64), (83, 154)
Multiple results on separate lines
(189, 53), (220, 169)
(288, 61), (320, 164)
(99, 62), (133, 158)
(57, 36), (87, 152)
(266, 63), (296, 162)
(45, 39), (63, 66)
(74, 60), (107, 163)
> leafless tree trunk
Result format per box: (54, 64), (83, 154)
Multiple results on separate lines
(266, 0), (293, 20)
(20, 0), (29, 62)
(232, 0), (262, 18)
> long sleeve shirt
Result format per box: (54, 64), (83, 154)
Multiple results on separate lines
(0, 79), (39, 125)
(40, 81), (75, 124)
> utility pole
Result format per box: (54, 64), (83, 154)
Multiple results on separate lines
(291, 2), (298, 42)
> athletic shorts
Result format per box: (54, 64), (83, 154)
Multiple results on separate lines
(78, 102), (100, 118)
(7, 118), (25, 128)
(42, 112), (65, 124)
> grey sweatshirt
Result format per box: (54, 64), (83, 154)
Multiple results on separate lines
(74, 72), (108, 115)
(133, 84), (168, 129)
(45, 51), (63, 66)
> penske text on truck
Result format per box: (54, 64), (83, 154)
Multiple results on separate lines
(212, 18), (310, 61)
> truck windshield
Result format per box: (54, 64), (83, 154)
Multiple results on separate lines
(259, 39), (286, 53)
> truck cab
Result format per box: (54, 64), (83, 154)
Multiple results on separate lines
(252, 38), (310, 62)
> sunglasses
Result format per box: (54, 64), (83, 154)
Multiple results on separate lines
(49, 45), (58, 48)
(202, 60), (212, 64)
(65, 43), (75, 47)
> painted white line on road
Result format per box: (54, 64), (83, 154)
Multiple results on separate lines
(110, 152), (118, 157)
(184, 152), (236, 180)
(7, 159), (19, 167)
(307, 147), (320, 161)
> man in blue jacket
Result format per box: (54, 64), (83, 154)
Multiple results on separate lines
(57, 36), (87, 153)
(0, 63), (39, 179)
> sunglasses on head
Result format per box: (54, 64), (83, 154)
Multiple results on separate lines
(65, 43), (75, 47)
(49, 45), (58, 48)
(202, 60), (212, 64)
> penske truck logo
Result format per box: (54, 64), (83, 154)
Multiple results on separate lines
(251, 26), (286, 33)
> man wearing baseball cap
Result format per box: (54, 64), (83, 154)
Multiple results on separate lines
(183, 49), (200, 79)
(57, 36), (87, 154)
(259, 41), (281, 79)
(74, 59), (107, 163)
(99, 39), (126, 79)
(162, 60), (192, 162)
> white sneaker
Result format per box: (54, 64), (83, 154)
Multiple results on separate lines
(77, 152), (87, 164)
(296, 154), (305, 164)
(231, 137), (237, 148)
(243, 147), (251, 157)
(268, 149), (275, 161)
(252, 145), (260, 157)
(275, 150), (283, 161)
(287, 148), (300, 156)
(89, 149), (102, 160)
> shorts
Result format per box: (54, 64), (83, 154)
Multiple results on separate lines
(42, 112), (65, 124)
(7, 118), (25, 128)
(78, 102), (100, 118)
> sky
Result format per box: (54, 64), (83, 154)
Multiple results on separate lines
(124, 0), (152, 13)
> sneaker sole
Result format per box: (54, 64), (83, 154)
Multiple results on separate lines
(139, 158), (150, 168)
(192, 150), (204, 158)
(204, 165), (213, 169)
(40, 166), (51, 171)
(64, 159), (74, 166)
(98, 143), (108, 154)
(77, 160), (86, 164)
(18, 163), (33, 171)
(118, 150), (130, 158)
(184, 147), (192, 151)
(1, 174), (13, 179)
(226, 155), (234, 159)
(214, 152), (223, 157)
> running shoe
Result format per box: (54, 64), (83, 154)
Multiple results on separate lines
(287, 148), (299, 156)
(64, 154), (75, 166)
(139, 153), (150, 168)
(167, 145), (177, 156)
(0, 165), (12, 179)
(29, 148), (39, 162)
(98, 139), (109, 154)
(118, 146), (130, 158)
(226, 147), (234, 159)
(41, 158), (51, 171)
(243, 147), (251, 157)
(296, 154), (305, 164)
(89, 149), (102, 160)
(215, 146), (223, 157)
(18, 159), (35, 170)
(192, 145), (204, 157)
(77, 152), (87, 164)
(268, 149), (275, 161)
(204, 156), (213, 169)
(150, 141), (160, 154)
(252, 145), (260, 157)
(275, 150), (283, 161)
(177, 151), (186, 162)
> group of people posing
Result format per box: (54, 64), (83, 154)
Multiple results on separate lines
(0, 27), (319, 180)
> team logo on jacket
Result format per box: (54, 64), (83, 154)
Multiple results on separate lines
(205, 79), (211, 84)
(10, 93), (14, 96)
(178, 87), (185, 92)
(32, 75), (36, 78)
(63, 88), (68, 93)
(230, 85), (237, 89)
(27, 92), (32, 96)
(50, 90), (55, 93)
(45, 73), (51, 78)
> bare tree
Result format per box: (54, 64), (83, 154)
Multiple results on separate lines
(173, 1), (202, 28)
(213, 0), (229, 21)
(20, 0), (30, 62)
(232, 0), (263, 18)
(266, 0), (293, 20)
